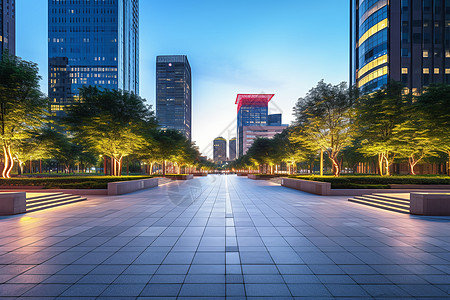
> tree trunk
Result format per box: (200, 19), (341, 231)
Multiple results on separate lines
(163, 160), (166, 176)
(383, 154), (390, 176)
(378, 153), (384, 176)
(2, 144), (13, 178)
(320, 149), (324, 176)
(408, 156), (417, 175)
(329, 156), (340, 177)
(448, 151), (450, 176)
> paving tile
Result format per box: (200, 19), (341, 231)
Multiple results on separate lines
(0, 175), (449, 299)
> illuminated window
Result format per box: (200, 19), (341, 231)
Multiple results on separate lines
(446, 50), (450, 58)
(402, 68), (408, 74)
(446, 69), (450, 74)
(434, 68), (440, 74)
(423, 68), (429, 74)
(423, 50), (429, 57)
(402, 87), (410, 95)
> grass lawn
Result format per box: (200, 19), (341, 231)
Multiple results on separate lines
(288, 175), (450, 189)
(0, 175), (158, 189)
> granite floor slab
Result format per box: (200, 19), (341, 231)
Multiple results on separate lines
(0, 175), (449, 299)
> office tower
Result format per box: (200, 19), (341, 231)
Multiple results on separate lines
(0, 0), (15, 59)
(213, 137), (227, 164)
(156, 55), (192, 140)
(350, 0), (450, 94)
(48, 0), (139, 117)
(268, 114), (282, 126)
(229, 137), (237, 161)
(240, 125), (287, 155)
(237, 94), (287, 157)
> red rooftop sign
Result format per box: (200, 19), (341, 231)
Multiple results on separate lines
(235, 94), (274, 112)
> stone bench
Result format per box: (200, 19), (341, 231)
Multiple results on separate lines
(0, 192), (26, 215)
(281, 178), (331, 196)
(108, 178), (159, 195)
(410, 193), (450, 216)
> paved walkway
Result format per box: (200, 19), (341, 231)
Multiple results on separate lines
(0, 175), (449, 299)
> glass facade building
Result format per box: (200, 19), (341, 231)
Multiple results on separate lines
(213, 137), (227, 164)
(235, 94), (274, 157)
(156, 55), (192, 140)
(229, 137), (236, 161)
(0, 0), (15, 59)
(48, 0), (139, 117)
(351, 0), (450, 94)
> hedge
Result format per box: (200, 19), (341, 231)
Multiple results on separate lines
(0, 176), (157, 189)
(288, 175), (450, 189)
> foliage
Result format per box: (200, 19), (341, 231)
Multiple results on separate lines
(355, 81), (411, 176)
(64, 86), (157, 176)
(416, 84), (450, 175)
(0, 54), (49, 178)
(291, 80), (356, 176)
(288, 175), (450, 189)
(0, 175), (157, 189)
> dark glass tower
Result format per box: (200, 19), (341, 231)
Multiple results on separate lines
(213, 137), (226, 164)
(48, 0), (139, 117)
(229, 137), (236, 161)
(0, 0), (15, 59)
(351, 0), (450, 94)
(156, 55), (192, 140)
(236, 94), (274, 157)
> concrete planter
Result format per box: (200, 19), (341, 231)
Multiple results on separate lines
(0, 192), (26, 215)
(410, 192), (450, 216)
(108, 178), (159, 195)
(193, 173), (207, 177)
(281, 178), (331, 196)
(248, 174), (275, 180)
(166, 174), (194, 180)
(237, 173), (249, 176)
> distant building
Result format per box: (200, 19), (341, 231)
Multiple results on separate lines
(213, 137), (227, 163)
(48, 0), (139, 117)
(268, 114), (282, 126)
(156, 55), (192, 140)
(241, 125), (287, 155)
(0, 0), (15, 58)
(229, 137), (237, 161)
(350, 0), (450, 94)
(236, 94), (274, 157)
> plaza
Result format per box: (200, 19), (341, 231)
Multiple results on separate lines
(0, 175), (449, 299)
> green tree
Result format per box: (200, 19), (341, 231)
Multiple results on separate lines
(291, 80), (356, 176)
(355, 81), (411, 176)
(0, 54), (49, 178)
(64, 86), (156, 176)
(246, 137), (277, 174)
(148, 129), (188, 176)
(416, 84), (450, 175)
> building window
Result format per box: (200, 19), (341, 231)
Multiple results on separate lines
(446, 50), (450, 57)
(423, 68), (430, 74)
(434, 68), (440, 74)
(423, 50), (429, 57)
(446, 68), (450, 74)
(402, 68), (408, 74)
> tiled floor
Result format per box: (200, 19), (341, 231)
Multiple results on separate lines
(0, 175), (449, 299)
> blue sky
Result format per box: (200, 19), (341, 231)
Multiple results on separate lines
(17, 0), (349, 157)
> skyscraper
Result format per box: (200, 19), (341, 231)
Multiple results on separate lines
(156, 55), (192, 140)
(213, 137), (227, 164)
(48, 0), (139, 117)
(229, 137), (236, 161)
(236, 94), (273, 157)
(0, 0), (15, 59)
(350, 0), (450, 94)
